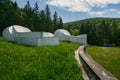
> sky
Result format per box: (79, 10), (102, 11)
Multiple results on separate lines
(12, 0), (120, 23)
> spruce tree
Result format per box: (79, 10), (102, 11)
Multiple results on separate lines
(24, 1), (31, 12)
(45, 5), (52, 32)
(40, 10), (46, 31)
(33, 2), (39, 15)
(23, 1), (34, 30)
(53, 11), (58, 31)
(58, 16), (63, 29)
(33, 2), (40, 31)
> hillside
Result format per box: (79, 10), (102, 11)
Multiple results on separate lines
(0, 37), (83, 80)
(64, 18), (120, 46)
(87, 46), (120, 79)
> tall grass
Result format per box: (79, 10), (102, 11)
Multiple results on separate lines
(87, 46), (120, 79)
(0, 37), (83, 80)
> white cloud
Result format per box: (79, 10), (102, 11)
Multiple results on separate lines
(88, 11), (105, 16)
(106, 9), (117, 12)
(46, 0), (120, 14)
(46, 0), (91, 12)
(86, 0), (120, 8)
(117, 11), (120, 14)
(88, 9), (118, 16)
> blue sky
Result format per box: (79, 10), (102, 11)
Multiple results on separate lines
(12, 0), (120, 23)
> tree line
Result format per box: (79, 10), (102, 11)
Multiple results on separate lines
(0, 0), (63, 35)
(64, 18), (120, 46)
(1, 0), (120, 46)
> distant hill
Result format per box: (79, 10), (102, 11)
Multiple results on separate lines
(64, 18), (120, 46)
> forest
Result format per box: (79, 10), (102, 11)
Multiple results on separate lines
(0, 0), (120, 46)
(64, 18), (120, 46)
(0, 0), (63, 35)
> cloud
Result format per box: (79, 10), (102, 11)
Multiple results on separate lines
(88, 9), (118, 16)
(106, 9), (117, 12)
(46, 0), (91, 12)
(88, 11), (105, 16)
(117, 11), (120, 14)
(86, 0), (120, 8)
(46, 0), (120, 14)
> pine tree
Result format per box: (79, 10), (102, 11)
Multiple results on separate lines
(13, 1), (18, 9)
(53, 11), (58, 31)
(40, 10), (46, 31)
(33, 2), (39, 15)
(23, 1), (34, 30)
(33, 2), (40, 31)
(58, 16), (63, 29)
(45, 5), (52, 32)
(24, 1), (31, 12)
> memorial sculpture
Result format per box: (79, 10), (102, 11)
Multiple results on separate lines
(2, 25), (59, 46)
(3, 25), (87, 46)
(54, 29), (87, 45)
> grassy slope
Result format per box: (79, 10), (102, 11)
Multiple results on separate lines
(87, 46), (120, 79)
(0, 37), (83, 80)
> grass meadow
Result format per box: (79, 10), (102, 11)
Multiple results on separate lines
(87, 46), (120, 79)
(0, 37), (83, 80)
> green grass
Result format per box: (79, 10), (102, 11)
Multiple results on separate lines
(0, 37), (83, 80)
(87, 46), (120, 79)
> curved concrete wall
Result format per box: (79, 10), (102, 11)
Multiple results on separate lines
(16, 32), (42, 38)
(69, 34), (87, 45)
(2, 27), (14, 42)
(14, 32), (59, 46)
(3, 26), (87, 46)
(55, 34), (87, 45)
(15, 36), (59, 46)
(54, 29), (87, 45)
(3, 25), (59, 46)
(2, 25), (31, 42)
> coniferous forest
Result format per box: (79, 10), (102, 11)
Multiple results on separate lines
(0, 0), (63, 34)
(0, 0), (120, 46)
(64, 18), (120, 46)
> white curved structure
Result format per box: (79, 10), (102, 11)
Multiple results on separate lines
(3, 25), (59, 46)
(54, 29), (71, 36)
(70, 34), (87, 45)
(2, 25), (31, 42)
(54, 29), (71, 41)
(42, 32), (54, 37)
(54, 29), (87, 45)
(3, 26), (87, 46)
